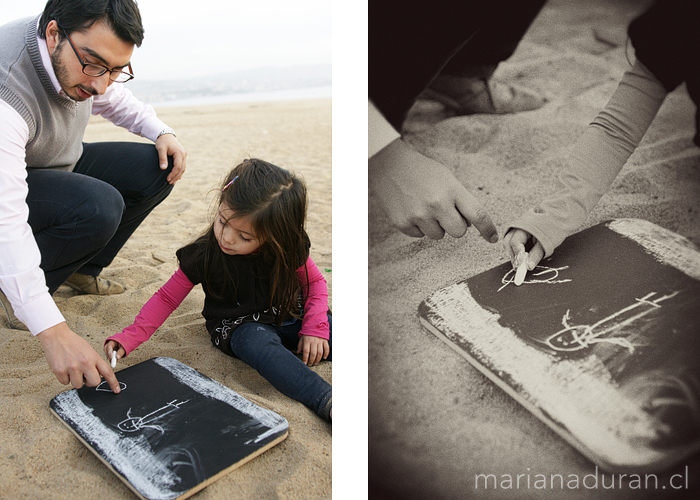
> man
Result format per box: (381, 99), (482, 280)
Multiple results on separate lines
(0, 0), (187, 393)
(368, 0), (545, 241)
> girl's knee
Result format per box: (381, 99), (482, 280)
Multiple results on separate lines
(230, 324), (282, 362)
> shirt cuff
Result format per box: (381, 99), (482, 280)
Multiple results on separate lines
(143, 117), (170, 143)
(16, 292), (66, 336)
(369, 100), (400, 158)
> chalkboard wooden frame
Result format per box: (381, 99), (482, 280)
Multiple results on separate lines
(50, 357), (288, 500)
(419, 219), (700, 473)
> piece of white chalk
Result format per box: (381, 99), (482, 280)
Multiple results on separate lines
(111, 351), (117, 368)
(514, 252), (528, 286)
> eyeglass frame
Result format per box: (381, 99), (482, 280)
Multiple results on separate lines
(60, 27), (135, 83)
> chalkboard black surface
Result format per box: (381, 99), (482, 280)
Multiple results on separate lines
(50, 357), (288, 500)
(419, 219), (700, 473)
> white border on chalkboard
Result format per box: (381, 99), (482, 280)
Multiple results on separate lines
(419, 219), (700, 473)
(51, 357), (289, 500)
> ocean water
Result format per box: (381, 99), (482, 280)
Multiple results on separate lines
(146, 85), (332, 109)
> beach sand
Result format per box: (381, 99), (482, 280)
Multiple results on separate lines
(369, 0), (700, 499)
(0, 98), (331, 499)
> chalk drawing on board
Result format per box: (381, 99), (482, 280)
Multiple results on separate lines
(542, 291), (680, 354)
(154, 446), (206, 484)
(497, 265), (572, 292)
(50, 357), (289, 500)
(418, 219), (700, 473)
(96, 380), (127, 392)
(622, 369), (700, 439)
(118, 399), (189, 434)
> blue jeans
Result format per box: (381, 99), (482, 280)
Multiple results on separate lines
(227, 314), (332, 421)
(26, 142), (173, 294)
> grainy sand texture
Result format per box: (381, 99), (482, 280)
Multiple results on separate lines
(369, 1), (700, 499)
(0, 97), (331, 500)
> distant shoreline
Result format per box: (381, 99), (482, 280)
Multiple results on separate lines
(146, 85), (331, 109)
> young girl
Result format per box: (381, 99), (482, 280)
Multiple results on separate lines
(104, 159), (332, 422)
(504, 0), (700, 271)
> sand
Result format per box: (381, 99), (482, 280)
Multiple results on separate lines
(0, 98), (331, 499)
(368, 0), (700, 499)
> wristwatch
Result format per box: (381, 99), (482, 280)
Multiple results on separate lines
(157, 127), (176, 138)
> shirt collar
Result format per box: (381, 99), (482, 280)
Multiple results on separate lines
(36, 18), (65, 96)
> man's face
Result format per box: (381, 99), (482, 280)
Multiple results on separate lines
(46, 20), (134, 101)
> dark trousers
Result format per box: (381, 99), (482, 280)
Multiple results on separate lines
(369, 0), (546, 129)
(228, 315), (333, 421)
(26, 142), (173, 294)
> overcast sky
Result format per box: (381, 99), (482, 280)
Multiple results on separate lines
(0, 0), (332, 81)
(1, 0), (366, 483)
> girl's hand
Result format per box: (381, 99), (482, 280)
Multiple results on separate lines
(104, 340), (126, 363)
(503, 228), (545, 271)
(297, 335), (330, 366)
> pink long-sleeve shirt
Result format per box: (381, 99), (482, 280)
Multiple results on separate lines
(107, 256), (329, 356)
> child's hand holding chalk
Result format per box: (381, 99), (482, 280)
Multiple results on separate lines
(503, 228), (547, 284)
(105, 341), (124, 369)
(514, 251), (529, 286)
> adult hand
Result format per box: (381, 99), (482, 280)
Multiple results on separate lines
(38, 322), (120, 393)
(297, 335), (330, 366)
(155, 133), (187, 184)
(369, 138), (499, 242)
(503, 228), (545, 270)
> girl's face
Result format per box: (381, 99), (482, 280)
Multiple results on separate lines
(214, 204), (262, 256)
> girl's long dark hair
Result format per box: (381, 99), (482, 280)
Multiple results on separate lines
(190, 159), (309, 322)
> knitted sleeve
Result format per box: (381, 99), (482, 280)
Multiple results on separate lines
(508, 60), (668, 257)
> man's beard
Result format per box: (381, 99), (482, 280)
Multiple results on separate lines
(51, 42), (96, 101)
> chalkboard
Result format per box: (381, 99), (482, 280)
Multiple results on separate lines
(50, 357), (288, 500)
(419, 219), (700, 473)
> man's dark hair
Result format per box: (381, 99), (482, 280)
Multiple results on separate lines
(38, 0), (144, 47)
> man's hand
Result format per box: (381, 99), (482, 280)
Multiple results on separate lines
(369, 138), (499, 242)
(155, 133), (187, 184)
(297, 335), (330, 367)
(38, 322), (120, 393)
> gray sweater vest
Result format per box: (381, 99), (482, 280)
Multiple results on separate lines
(0, 16), (91, 171)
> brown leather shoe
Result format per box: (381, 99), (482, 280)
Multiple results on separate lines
(65, 272), (125, 295)
(0, 290), (29, 330)
(421, 75), (546, 115)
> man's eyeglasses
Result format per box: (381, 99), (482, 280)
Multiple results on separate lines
(60, 28), (134, 83)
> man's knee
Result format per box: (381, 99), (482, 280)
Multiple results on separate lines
(81, 184), (124, 245)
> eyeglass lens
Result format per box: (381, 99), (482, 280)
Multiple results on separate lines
(82, 64), (132, 83)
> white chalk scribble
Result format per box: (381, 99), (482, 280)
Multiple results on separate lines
(542, 291), (680, 353)
(118, 399), (189, 434)
(498, 265), (572, 292)
(96, 380), (127, 392)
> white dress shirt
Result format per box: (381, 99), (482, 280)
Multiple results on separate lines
(0, 26), (168, 335)
(368, 100), (400, 158)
